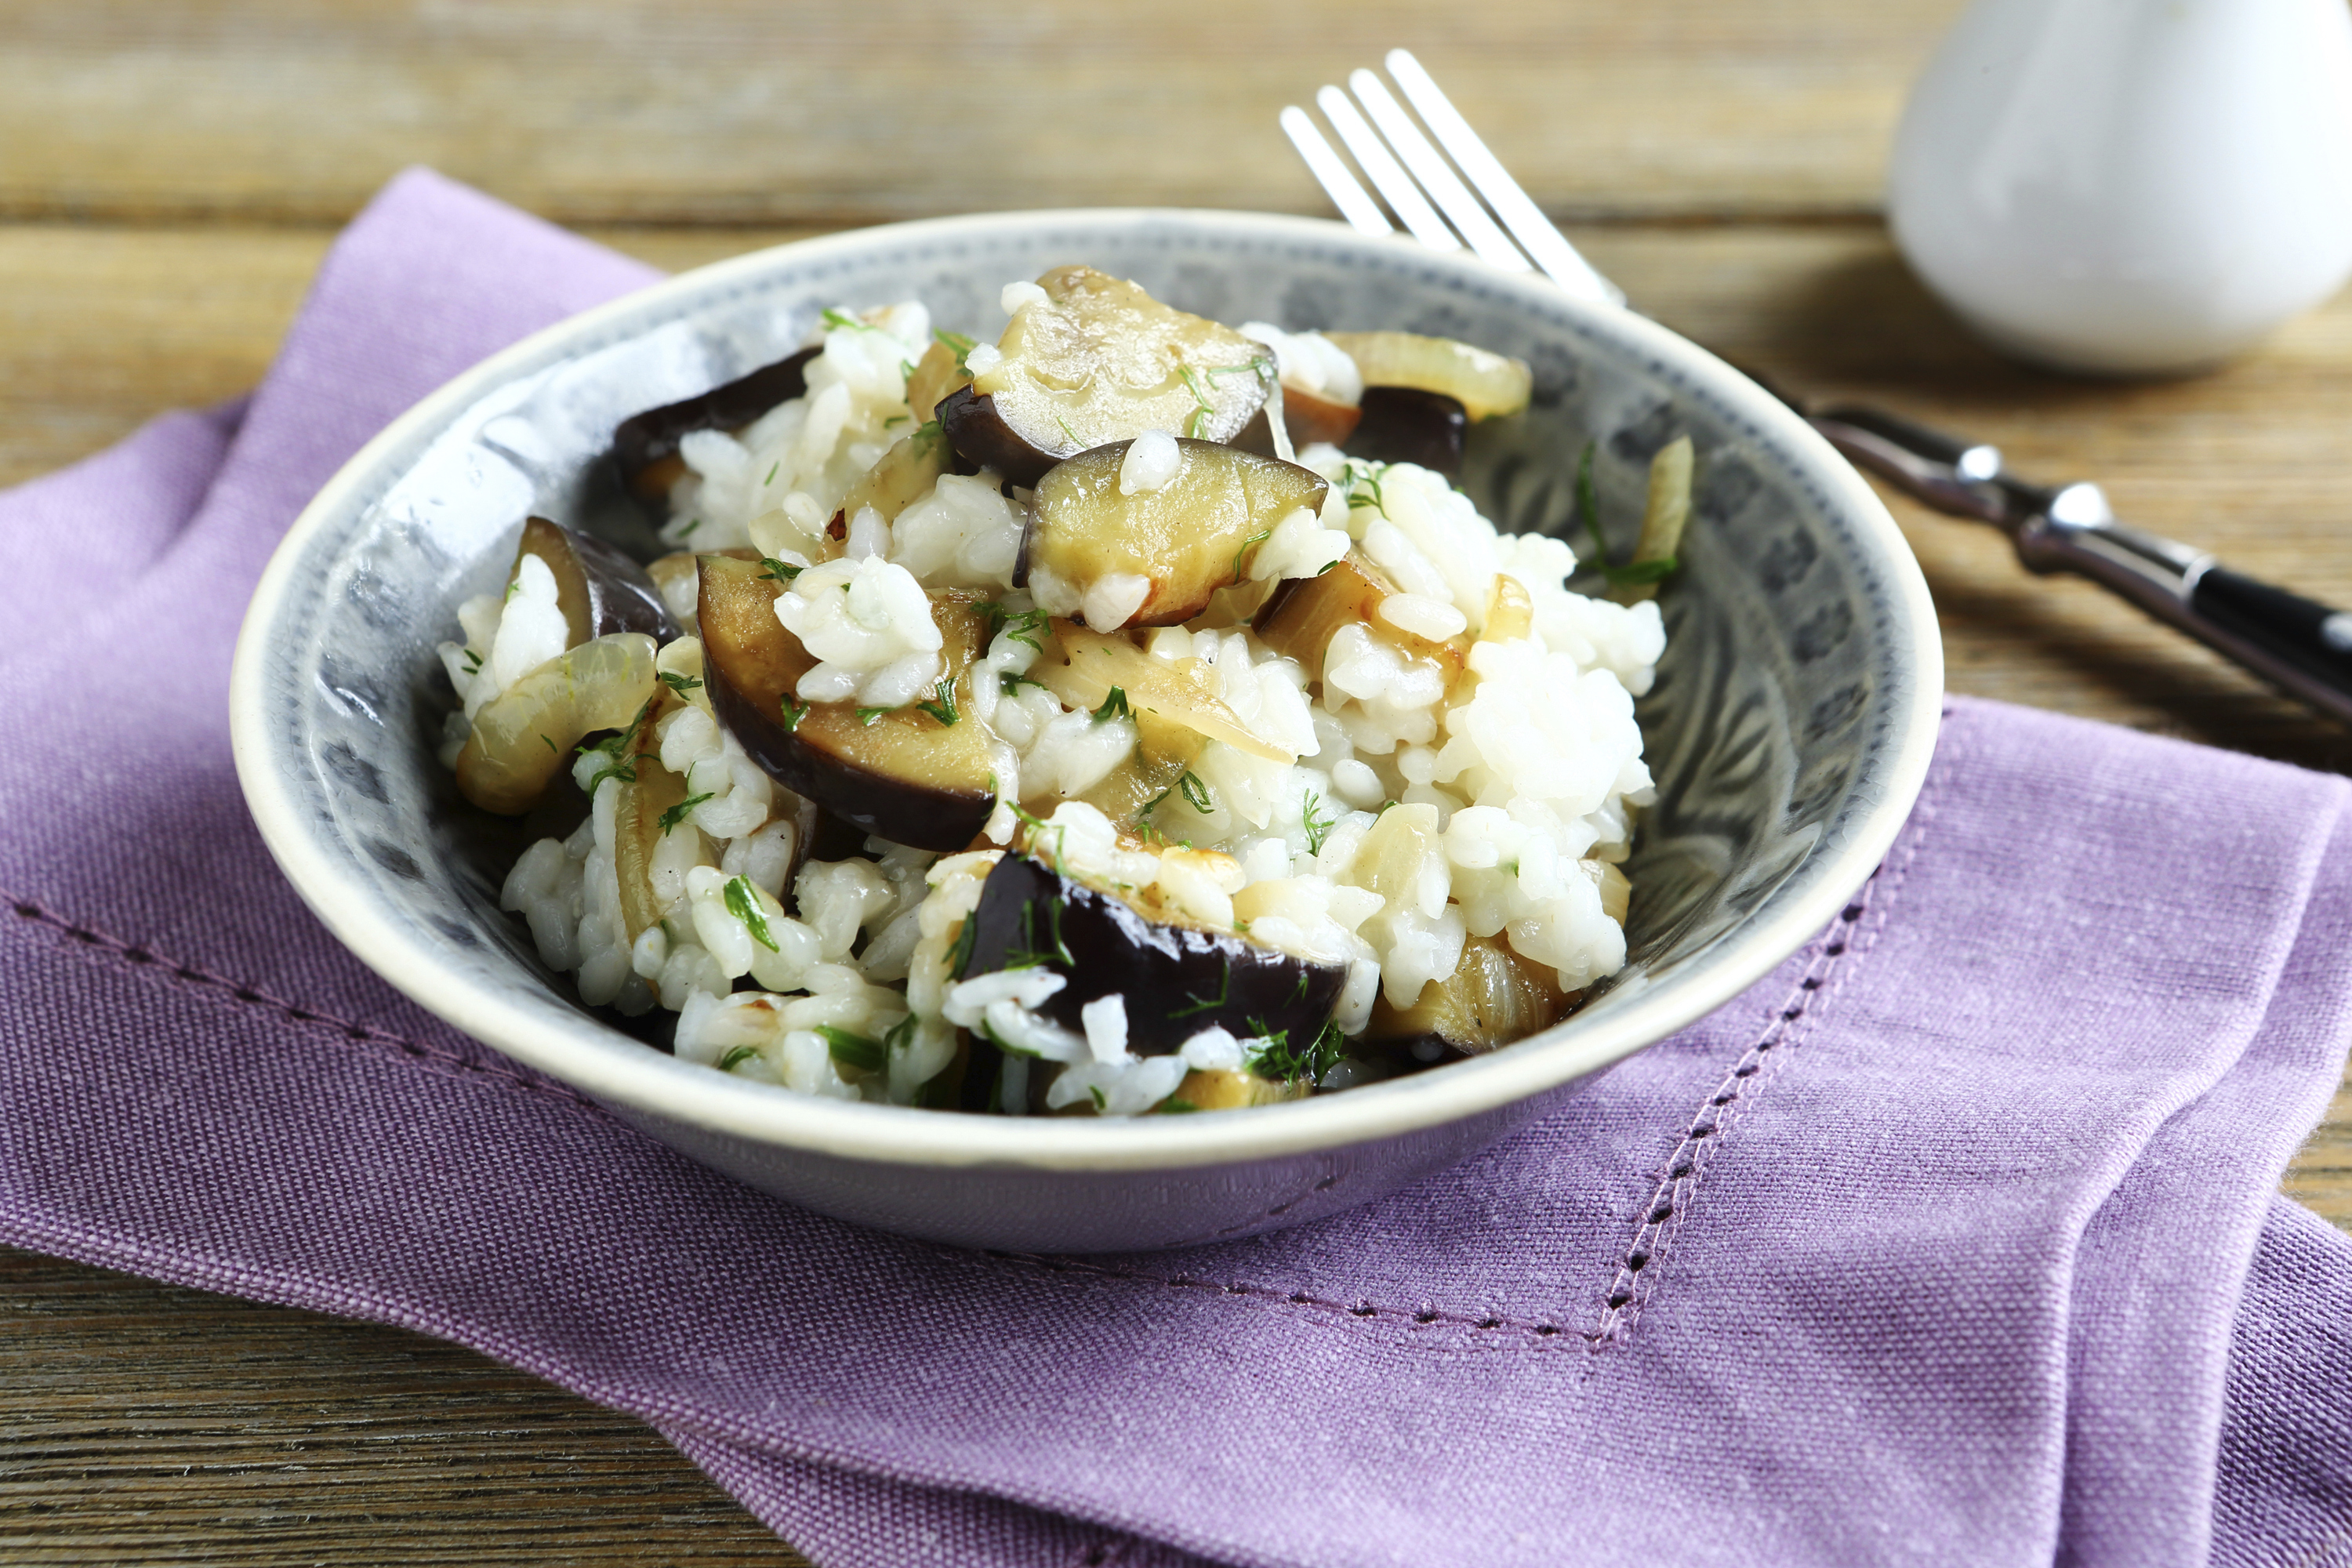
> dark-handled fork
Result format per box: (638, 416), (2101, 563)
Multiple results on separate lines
(1284, 52), (2352, 728)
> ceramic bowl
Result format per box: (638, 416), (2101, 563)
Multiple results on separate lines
(230, 210), (1940, 1253)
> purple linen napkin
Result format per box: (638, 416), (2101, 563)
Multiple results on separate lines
(3, 168), (2350, 1568)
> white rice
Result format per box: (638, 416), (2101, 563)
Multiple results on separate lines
(456, 290), (1666, 1115)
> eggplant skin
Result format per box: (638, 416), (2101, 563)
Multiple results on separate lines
(611, 347), (819, 505)
(518, 517), (681, 645)
(696, 554), (996, 852)
(1345, 387), (1468, 480)
(935, 384), (1056, 488)
(960, 854), (1345, 1055)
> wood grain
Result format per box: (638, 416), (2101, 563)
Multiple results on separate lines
(0, 1247), (803, 1566)
(0, 0), (1961, 227)
(4, 0), (2350, 1555)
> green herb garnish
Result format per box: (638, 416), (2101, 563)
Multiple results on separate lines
(760, 556), (802, 583)
(659, 793), (714, 834)
(1301, 788), (1334, 855)
(1247, 1016), (1348, 1086)
(1089, 1085), (1109, 1112)
(934, 328), (977, 371)
(677, 518), (701, 539)
(855, 706), (890, 725)
(948, 913), (980, 978)
(717, 1045), (761, 1073)
(884, 414), (910, 428)
(1177, 365), (1214, 438)
(818, 1025), (887, 1075)
(540, 735), (557, 753)
(1156, 1098), (1200, 1115)
(779, 694), (808, 732)
(657, 670), (702, 697)
(1178, 771), (1214, 815)
(763, 462), (779, 486)
(821, 307), (870, 332)
(1168, 958), (1231, 1020)
(1231, 527), (1273, 581)
(462, 648), (482, 674)
(1006, 895), (1073, 970)
(724, 875), (779, 951)
(1005, 796), (1069, 877)
(576, 697), (655, 796)
(1000, 670), (1049, 696)
(914, 680), (960, 727)
(978, 602), (1048, 652)
(1090, 686), (1131, 724)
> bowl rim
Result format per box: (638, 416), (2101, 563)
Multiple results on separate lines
(230, 206), (1943, 1174)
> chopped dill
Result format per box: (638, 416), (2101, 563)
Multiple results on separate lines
(818, 1025), (887, 1075)
(1000, 670), (1049, 696)
(717, 1045), (761, 1073)
(855, 706), (890, 726)
(1005, 895), (1073, 970)
(656, 670), (703, 697)
(1156, 1098), (1200, 1115)
(576, 697), (655, 795)
(1231, 526), (1272, 581)
(1247, 1016), (1347, 1085)
(723, 876), (779, 951)
(759, 556), (802, 583)
(1090, 1085), (1109, 1112)
(933, 328), (977, 371)
(1301, 788), (1334, 855)
(540, 735), (556, 753)
(763, 461), (779, 486)
(461, 648), (483, 673)
(1090, 686), (1131, 724)
(821, 307), (870, 332)
(1168, 957), (1231, 1019)
(779, 694), (808, 732)
(978, 602), (1048, 652)
(948, 913), (979, 978)
(678, 518), (701, 539)
(1177, 365), (1214, 437)
(914, 680), (960, 727)
(884, 414), (910, 428)
(1178, 771), (1214, 815)
(1006, 794), (1069, 877)
(659, 792), (713, 834)
(1574, 441), (1680, 586)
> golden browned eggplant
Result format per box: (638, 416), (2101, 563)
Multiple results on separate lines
(695, 554), (995, 851)
(1021, 439), (1327, 629)
(937, 267), (1274, 486)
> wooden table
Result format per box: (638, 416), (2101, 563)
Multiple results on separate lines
(3, 2), (2347, 1560)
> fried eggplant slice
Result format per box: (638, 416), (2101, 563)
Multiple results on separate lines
(1021, 438), (1327, 630)
(611, 347), (819, 504)
(938, 267), (1275, 486)
(516, 516), (681, 647)
(958, 852), (1345, 1055)
(696, 554), (995, 851)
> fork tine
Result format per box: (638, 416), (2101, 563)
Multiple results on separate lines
(1281, 107), (1394, 237)
(1315, 86), (1462, 254)
(1384, 49), (1625, 307)
(1347, 69), (1531, 274)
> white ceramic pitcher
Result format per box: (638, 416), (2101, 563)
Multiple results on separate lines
(1889, 0), (2352, 376)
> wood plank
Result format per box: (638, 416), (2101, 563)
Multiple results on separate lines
(0, 0), (1962, 227)
(0, 1247), (805, 1564)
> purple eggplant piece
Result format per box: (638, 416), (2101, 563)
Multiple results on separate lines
(935, 383), (1058, 488)
(959, 854), (1345, 1055)
(517, 517), (680, 645)
(1345, 386), (1468, 480)
(611, 347), (819, 504)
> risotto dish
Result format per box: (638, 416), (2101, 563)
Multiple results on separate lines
(436, 266), (1690, 1117)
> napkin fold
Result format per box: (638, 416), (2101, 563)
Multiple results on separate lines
(2, 168), (2349, 1568)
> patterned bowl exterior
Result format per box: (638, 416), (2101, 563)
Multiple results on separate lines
(231, 211), (1941, 1253)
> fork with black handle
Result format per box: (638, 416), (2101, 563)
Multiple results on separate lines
(1283, 52), (2352, 729)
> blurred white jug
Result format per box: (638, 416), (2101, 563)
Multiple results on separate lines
(1889, 0), (2352, 376)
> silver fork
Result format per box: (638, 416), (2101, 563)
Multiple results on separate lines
(1281, 53), (2352, 728)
